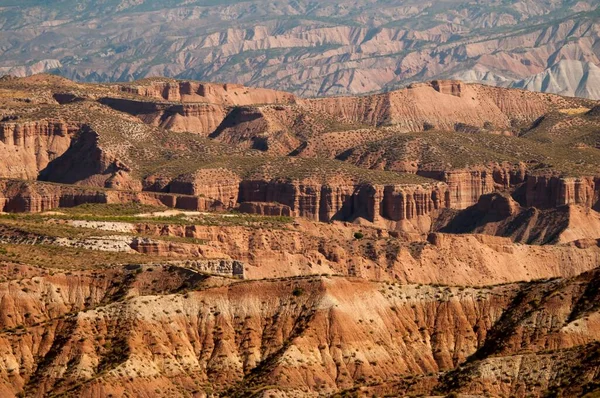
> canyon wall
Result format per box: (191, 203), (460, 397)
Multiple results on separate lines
(0, 121), (75, 179)
(524, 175), (600, 209)
(169, 178), (449, 227)
(301, 81), (558, 131)
(0, 121), (140, 190)
(439, 167), (600, 213)
(99, 98), (228, 136)
(3, 171), (600, 233)
(0, 180), (221, 213)
(116, 80), (296, 105)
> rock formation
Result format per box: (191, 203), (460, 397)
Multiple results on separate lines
(0, 121), (75, 179)
(116, 80), (296, 105)
(0, 180), (221, 213)
(0, 266), (599, 397)
(437, 192), (600, 244)
(524, 175), (600, 209)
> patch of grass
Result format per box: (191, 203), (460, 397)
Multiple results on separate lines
(340, 128), (600, 177)
(0, 244), (156, 270)
(60, 203), (167, 217)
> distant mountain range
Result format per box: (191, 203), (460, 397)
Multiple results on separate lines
(510, 60), (600, 99)
(0, 0), (599, 98)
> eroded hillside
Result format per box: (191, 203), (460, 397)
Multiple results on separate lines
(0, 75), (600, 396)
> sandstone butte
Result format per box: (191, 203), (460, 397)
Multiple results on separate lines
(0, 74), (599, 397)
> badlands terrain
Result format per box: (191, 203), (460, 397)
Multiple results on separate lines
(0, 74), (600, 396)
(0, 0), (599, 98)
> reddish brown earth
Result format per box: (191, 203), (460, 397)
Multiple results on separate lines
(0, 265), (599, 397)
(0, 75), (599, 397)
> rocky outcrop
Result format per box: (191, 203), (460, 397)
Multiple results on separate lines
(99, 97), (229, 136)
(209, 106), (303, 153)
(0, 180), (222, 213)
(129, 237), (208, 258)
(238, 201), (292, 217)
(436, 192), (600, 244)
(0, 180), (108, 213)
(0, 120), (75, 179)
(168, 259), (244, 278)
(524, 175), (600, 209)
(168, 169), (241, 207)
(436, 164), (528, 210)
(237, 180), (449, 227)
(116, 80), (296, 105)
(430, 80), (464, 97)
(441, 170), (496, 210)
(34, 124), (142, 190)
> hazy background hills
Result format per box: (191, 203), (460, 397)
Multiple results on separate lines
(0, 0), (599, 98)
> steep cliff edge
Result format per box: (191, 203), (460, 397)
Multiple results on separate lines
(0, 180), (221, 213)
(115, 79), (296, 105)
(301, 81), (581, 131)
(524, 174), (600, 209)
(98, 98), (229, 136)
(36, 125), (140, 190)
(0, 121), (75, 179)
(436, 192), (600, 244)
(165, 172), (448, 230)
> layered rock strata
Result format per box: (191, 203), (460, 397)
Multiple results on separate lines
(0, 269), (598, 397)
(301, 81), (563, 131)
(99, 98), (228, 136)
(116, 80), (296, 105)
(0, 180), (221, 213)
(231, 180), (448, 227)
(0, 121), (75, 179)
(525, 175), (600, 209)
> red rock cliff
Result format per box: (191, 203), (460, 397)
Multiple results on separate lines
(0, 120), (75, 179)
(525, 175), (600, 209)
(99, 97), (228, 136)
(116, 80), (296, 105)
